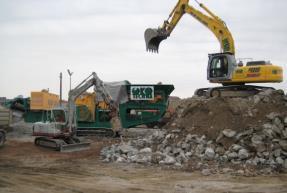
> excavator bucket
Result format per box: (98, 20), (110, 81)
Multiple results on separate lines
(144, 28), (168, 52)
(59, 141), (90, 153)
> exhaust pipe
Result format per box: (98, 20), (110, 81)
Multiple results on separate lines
(144, 28), (169, 53)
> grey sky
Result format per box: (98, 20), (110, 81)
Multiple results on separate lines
(0, 0), (287, 99)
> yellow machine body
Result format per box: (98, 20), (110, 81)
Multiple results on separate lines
(210, 63), (283, 85)
(30, 90), (59, 110)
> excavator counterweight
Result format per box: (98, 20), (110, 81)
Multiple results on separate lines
(144, 28), (168, 52)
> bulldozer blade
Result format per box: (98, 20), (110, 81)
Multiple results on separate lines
(144, 28), (168, 52)
(60, 142), (90, 153)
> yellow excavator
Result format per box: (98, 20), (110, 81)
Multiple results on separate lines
(145, 0), (283, 97)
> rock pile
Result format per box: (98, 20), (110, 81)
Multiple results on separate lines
(101, 89), (287, 175)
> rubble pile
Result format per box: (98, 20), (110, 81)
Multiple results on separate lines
(101, 89), (287, 175)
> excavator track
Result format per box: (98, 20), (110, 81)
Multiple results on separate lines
(195, 85), (275, 98)
(34, 136), (90, 152)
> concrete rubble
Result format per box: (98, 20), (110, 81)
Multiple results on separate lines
(101, 89), (287, 175)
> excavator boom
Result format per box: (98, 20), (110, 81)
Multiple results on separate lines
(145, 0), (235, 54)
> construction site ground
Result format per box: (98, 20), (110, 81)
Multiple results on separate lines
(1, 134), (287, 193)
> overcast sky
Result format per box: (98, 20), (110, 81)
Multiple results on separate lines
(0, 0), (287, 99)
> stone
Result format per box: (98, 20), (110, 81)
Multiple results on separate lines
(253, 95), (261, 104)
(174, 162), (182, 167)
(176, 152), (188, 163)
(119, 144), (138, 155)
(164, 146), (172, 154)
(258, 158), (267, 164)
(222, 168), (233, 174)
(116, 156), (126, 163)
(255, 143), (267, 153)
(152, 130), (166, 140)
(185, 134), (193, 142)
(197, 135), (207, 144)
(172, 147), (182, 155)
(262, 123), (273, 130)
(195, 144), (205, 157)
(231, 144), (242, 152)
(227, 152), (238, 160)
(131, 139), (150, 149)
(266, 112), (280, 120)
(185, 151), (193, 157)
(201, 169), (211, 176)
(221, 155), (228, 162)
(236, 129), (254, 140)
(251, 157), (260, 165)
(262, 151), (270, 158)
(165, 134), (174, 140)
(251, 135), (264, 146)
(215, 146), (225, 156)
(204, 147), (215, 160)
(236, 170), (245, 175)
(263, 127), (275, 139)
(273, 117), (284, 128)
(160, 155), (176, 165)
(238, 149), (249, 160)
(279, 140), (287, 151)
(260, 89), (274, 96)
(282, 128), (287, 139)
(273, 149), (281, 158)
(171, 129), (181, 133)
(171, 122), (177, 127)
(284, 159), (287, 169)
(281, 150), (287, 157)
(151, 152), (165, 164)
(135, 155), (151, 163)
(262, 96), (270, 103)
(140, 147), (152, 153)
(276, 157), (284, 165)
(222, 129), (237, 138)
(216, 132), (224, 142)
(284, 117), (287, 126)
(271, 125), (282, 135)
(231, 160), (242, 165)
(181, 142), (190, 150)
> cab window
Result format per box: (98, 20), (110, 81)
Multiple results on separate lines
(210, 56), (228, 78)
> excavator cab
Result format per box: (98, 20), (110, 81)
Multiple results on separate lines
(144, 28), (168, 52)
(207, 53), (236, 82)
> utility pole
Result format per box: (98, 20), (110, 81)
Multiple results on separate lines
(59, 72), (62, 106)
(67, 69), (73, 92)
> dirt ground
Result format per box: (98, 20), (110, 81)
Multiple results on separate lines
(1, 136), (287, 193)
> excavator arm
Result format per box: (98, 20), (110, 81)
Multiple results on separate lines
(67, 72), (114, 134)
(145, 0), (235, 54)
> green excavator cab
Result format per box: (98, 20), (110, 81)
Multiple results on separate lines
(144, 28), (168, 52)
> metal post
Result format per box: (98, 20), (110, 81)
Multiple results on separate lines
(59, 72), (62, 106)
(67, 69), (73, 91)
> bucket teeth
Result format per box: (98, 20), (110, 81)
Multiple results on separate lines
(144, 28), (168, 53)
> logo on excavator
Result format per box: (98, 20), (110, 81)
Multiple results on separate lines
(130, 86), (154, 100)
